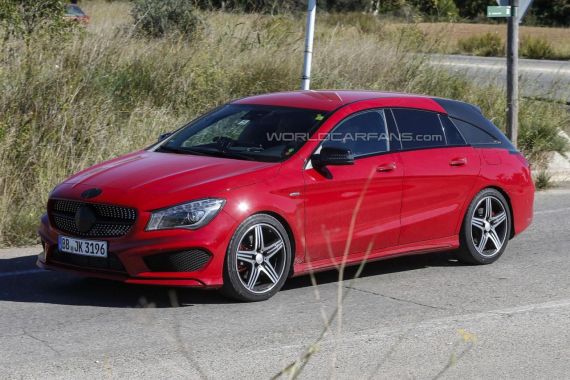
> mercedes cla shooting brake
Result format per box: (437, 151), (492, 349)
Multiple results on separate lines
(38, 91), (534, 301)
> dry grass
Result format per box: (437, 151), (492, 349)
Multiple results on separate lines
(0, 1), (567, 246)
(414, 22), (570, 58)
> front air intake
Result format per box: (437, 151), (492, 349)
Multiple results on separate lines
(144, 250), (211, 272)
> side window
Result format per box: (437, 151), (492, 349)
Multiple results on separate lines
(323, 110), (389, 157)
(440, 115), (467, 146)
(392, 109), (446, 150)
(451, 118), (501, 146)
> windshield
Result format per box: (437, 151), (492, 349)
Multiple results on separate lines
(156, 104), (328, 162)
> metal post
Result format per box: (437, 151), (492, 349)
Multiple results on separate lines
(506, 0), (519, 148)
(301, 0), (317, 91)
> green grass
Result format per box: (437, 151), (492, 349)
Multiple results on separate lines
(0, 2), (567, 246)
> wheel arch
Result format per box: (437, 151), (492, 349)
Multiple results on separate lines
(485, 186), (516, 239)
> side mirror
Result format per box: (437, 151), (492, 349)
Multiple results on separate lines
(311, 146), (355, 168)
(158, 132), (173, 142)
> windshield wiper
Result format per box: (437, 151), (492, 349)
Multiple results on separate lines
(159, 145), (259, 161)
(157, 146), (209, 156)
(193, 147), (257, 161)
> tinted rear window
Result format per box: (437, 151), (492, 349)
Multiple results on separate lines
(451, 118), (501, 146)
(392, 109), (446, 150)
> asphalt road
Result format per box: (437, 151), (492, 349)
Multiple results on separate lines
(430, 54), (570, 103)
(1, 188), (570, 379)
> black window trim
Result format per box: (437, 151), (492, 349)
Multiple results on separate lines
(386, 109), (403, 151)
(438, 114), (469, 148)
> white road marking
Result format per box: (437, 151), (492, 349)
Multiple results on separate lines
(0, 269), (45, 278)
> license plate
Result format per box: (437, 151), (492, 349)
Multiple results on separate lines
(58, 236), (108, 258)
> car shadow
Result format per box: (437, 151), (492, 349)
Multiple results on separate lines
(0, 252), (462, 308)
(283, 251), (462, 290)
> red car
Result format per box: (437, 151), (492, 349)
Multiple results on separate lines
(38, 91), (534, 301)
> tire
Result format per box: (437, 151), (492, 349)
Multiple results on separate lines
(221, 214), (292, 302)
(456, 188), (512, 265)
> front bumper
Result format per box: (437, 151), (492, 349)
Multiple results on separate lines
(37, 210), (239, 288)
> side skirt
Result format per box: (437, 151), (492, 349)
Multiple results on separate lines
(292, 236), (459, 277)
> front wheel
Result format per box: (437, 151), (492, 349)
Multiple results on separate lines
(456, 188), (511, 265)
(221, 214), (292, 302)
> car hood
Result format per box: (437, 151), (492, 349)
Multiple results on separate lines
(54, 151), (280, 210)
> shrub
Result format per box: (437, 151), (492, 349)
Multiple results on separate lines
(408, 0), (459, 20)
(534, 170), (553, 190)
(0, 0), (75, 44)
(520, 36), (555, 59)
(458, 32), (504, 57)
(518, 104), (569, 164)
(131, 0), (200, 38)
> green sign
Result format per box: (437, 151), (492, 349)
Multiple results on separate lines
(487, 5), (512, 17)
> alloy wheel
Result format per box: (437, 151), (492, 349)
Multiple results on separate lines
(470, 196), (509, 257)
(235, 223), (286, 294)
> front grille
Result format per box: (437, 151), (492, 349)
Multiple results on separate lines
(49, 199), (137, 238)
(50, 249), (126, 273)
(144, 250), (211, 272)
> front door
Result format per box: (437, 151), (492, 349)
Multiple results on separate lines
(303, 109), (403, 264)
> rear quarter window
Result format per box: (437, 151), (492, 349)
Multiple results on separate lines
(451, 118), (501, 146)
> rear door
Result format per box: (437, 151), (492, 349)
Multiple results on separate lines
(392, 108), (481, 245)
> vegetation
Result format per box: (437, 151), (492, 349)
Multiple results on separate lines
(458, 32), (504, 57)
(406, 22), (570, 60)
(523, 0), (570, 27)
(520, 36), (555, 60)
(192, 0), (569, 26)
(456, 32), (566, 60)
(0, 0), (76, 46)
(534, 170), (554, 190)
(131, 0), (201, 38)
(0, 1), (567, 246)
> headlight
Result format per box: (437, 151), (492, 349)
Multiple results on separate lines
(146, 198), (225, 231)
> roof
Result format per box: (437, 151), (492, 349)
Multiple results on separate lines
(233, 90), (515, 151)
(233, 90), (440, 112)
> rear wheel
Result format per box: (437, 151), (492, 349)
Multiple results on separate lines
(221, 214), (291, 302)
(456, 188), (511, 265)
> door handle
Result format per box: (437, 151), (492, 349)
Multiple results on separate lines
(377, 162), (397, 172)
(449, 158), (467, 166)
